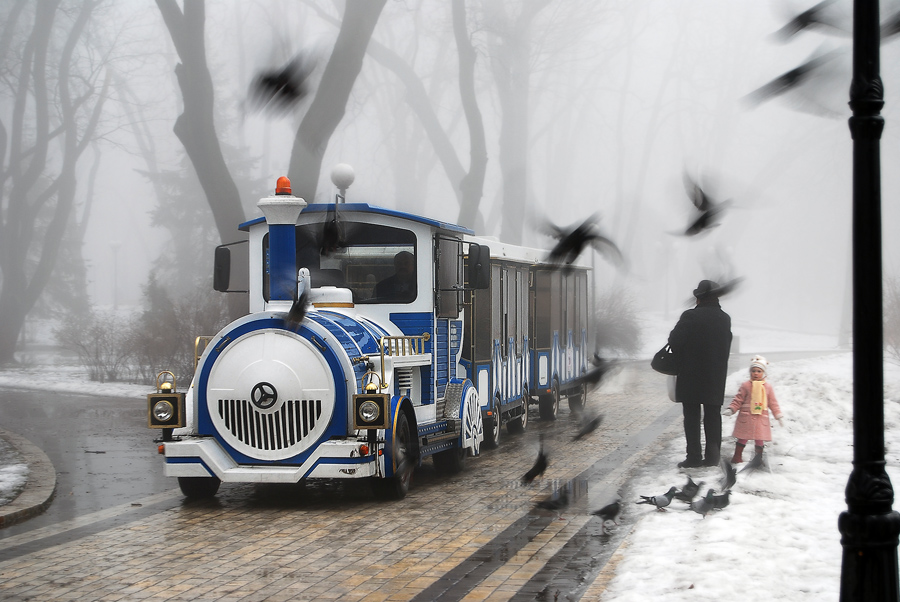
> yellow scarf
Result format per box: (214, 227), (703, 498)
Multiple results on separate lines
(751, 380), (768, 414)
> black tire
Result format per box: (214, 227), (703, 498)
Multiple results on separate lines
(178, 476), (221, 499)
(539, 380), (560, 421)
(433, 446), (466, 474)
(507, 389), (529, 434)
(483, 400), (501, 449)
(568, 382), (586, 414)
(379, 412), (414, 499)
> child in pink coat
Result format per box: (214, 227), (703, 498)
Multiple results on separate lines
(722, 355), (783, 463)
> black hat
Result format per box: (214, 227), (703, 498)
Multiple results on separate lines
(693, 280), (719, 299)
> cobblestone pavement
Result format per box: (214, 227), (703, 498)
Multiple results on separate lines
(0, 363), (682, 601)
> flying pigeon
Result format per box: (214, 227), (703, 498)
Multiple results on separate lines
(739, 449), (767, 475)
(249, 52), (317, 114)
(284, 289), (310, 332)
(593, 499), (622, 534)
(720, 459), (737, 491)
(637, 486), (678, 512)
(883, 9), (900, 41)
(712, 489), (731, 510)
(574, 355), (620, 391)
(318, 203), (346, 257)
(573, 413), (604, 441)
(540, 215), (624, 271)
(593, 499), (621, 523)
(741, 47), (846, 118)
(521, 435), (548, 485)
(770, 0), (849, 42)
(690, 489), (716, 518)
(674, 172), (731, 237)
(674, 477), (704, 503)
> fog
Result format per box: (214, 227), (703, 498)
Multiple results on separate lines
(11, 0), (900, 343)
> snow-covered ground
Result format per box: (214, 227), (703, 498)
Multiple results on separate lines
(0, 313), (893, 601)
(600, 315), (899, 602)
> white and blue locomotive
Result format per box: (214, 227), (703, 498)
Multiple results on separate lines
(148, 173), (592, 499)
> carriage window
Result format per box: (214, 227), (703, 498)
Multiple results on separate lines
(261, 223), (417, 303)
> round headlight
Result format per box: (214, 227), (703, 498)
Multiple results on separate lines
(358, 400), (380, 423)
(153, 400), (175, 422)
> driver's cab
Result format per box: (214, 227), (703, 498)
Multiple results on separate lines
(219, 202), (487, 325)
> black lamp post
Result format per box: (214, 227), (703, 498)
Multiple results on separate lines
(839, 1), (900, 599)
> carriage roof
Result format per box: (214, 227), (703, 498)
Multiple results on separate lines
(239, 202), (473, 235)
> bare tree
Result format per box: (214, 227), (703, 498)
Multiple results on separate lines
(287, 0), (387, 202)
(155, 0), (246, 246)
(311, 0), (487, 231)
(0, 0), (111, 364)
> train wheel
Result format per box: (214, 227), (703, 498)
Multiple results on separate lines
(507, 387), (529, 434)
(433, 446), (466, 474)
(539, 380), (560, 421)
(484, 397), (501, 449)
(178, 476), (220, 499)
(379, 412), (414, 499)
(568, 382), (586, 414)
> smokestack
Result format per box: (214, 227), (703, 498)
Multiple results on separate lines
(257, 177), (307, 302)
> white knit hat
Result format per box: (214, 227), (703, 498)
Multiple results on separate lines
(749, 355), (768, 375)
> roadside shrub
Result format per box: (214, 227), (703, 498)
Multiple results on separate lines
(128, 276), (231, 386)
(593, 287), (642, 357)
(54, 311), (132, 382)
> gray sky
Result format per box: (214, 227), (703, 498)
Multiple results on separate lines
(76, 0), (900, 337)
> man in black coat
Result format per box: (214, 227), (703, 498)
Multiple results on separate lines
(667, 280), (733, 468)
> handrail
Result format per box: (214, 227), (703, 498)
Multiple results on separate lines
(194, 336), (213, 370)
(377, 334), (430, 389)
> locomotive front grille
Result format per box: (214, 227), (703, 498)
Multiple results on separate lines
(217, 398), (323, 451)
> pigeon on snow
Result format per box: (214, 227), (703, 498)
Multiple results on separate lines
(637, 486), (678, 511)
(690, 489), (716, 518)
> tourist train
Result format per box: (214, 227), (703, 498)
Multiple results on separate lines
(148, 168), (592, 499)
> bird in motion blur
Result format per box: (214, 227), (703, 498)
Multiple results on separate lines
(540, 215), (623, 271)
(284, 289), (309, 332)
(521, 434), (548, 485)
(690, 489), (716, 518)
(637, 486), (678, 512)
(674, 476), (703, 503)
(593, 499), (621, 534)
(769, 0), (849, 42)
(674, 172), (730, 237)
(318, 203), (346, 257)
(572, 413), (603, 441)
(720, 459), (737, 491)
(574, 354), (620, 392)
(711, 489), (731, 510)
(741, 46), (846, 118)
(249, 52), (316, 114)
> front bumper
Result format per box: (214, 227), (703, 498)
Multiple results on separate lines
(162, 437), (380, 482)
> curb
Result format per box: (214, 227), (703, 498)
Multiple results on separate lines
(0, 429), (56, 528)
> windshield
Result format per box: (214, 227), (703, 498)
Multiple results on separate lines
(263, 221), (417, 304)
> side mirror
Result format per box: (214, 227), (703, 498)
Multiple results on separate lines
(213, 246), (231, 292)
(466, 243), (490, 290)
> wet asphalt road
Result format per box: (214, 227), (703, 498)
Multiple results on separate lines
(0, 388), (171, 538)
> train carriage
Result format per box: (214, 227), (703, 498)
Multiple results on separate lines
(148, 173), (592, 499)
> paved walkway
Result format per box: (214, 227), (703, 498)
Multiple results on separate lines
(0, 363), (684, 601)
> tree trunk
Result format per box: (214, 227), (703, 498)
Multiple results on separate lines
(0, 0), (104, 363)
(288, 0), (387, 202)
(156, 0), (246, 245)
